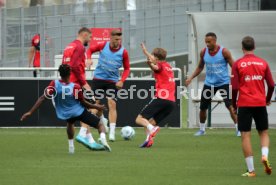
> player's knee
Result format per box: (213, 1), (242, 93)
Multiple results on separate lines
(135, 115), (142, 125)
(108, 99), (116, 110)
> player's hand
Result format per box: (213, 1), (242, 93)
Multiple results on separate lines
(266, 101), (271, 106)
(20, 112), (32, 121)
(185, 78), (192, 87)
(94, 104), (107, 111)
(86, 59), (93, 69)
(82, 83), (91, 91)
(116, 80), (124, 89)
(140, 43), (147, 54)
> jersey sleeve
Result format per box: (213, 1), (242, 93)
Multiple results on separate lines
(86, 42), (106, 59)
(45, 80), (56, 96)
(120, 49), (130, 82)
(265, 64), (275, 102)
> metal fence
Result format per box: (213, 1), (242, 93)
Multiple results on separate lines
(0, 0), (260, 76)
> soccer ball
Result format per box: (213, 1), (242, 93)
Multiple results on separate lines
(121, 126), (135, 140)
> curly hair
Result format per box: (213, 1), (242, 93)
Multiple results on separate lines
(58, 64), (71, 78)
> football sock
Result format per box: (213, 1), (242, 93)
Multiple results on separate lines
(79, 127), (87, 137)
(147, 124), (154, 132)
(68, 139), (74, 148)
(200, 123), (205, 131)
(86, 133), (95, 143)
(100, 132), (106, 141)
(245, 156), (255, 172)
(262, 147), (269, 158)
(145, 129), (150, 141)
(235, 123), (238, 131)
(110, 123), (116, 135)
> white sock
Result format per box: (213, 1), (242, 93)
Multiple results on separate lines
(100, 115), (105, 122)
(100, 132), (106, 141)
(86, 133), (95, 143)
(68, 139), (74, 148)
(235, 124), (238, 131)
(146, 124), (154, 132)
(145, 129), (150, 141)
(79, 127), (87, 137)
(245, 156), (255, 172)
(110, 123), (116, 134)
(200, 123), (205, 132)
(262, 147), (269, 158)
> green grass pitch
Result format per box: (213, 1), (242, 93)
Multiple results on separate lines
(0, 128), (275, 185)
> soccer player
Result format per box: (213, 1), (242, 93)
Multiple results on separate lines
(135, 43), (176, 148)
(86, 29), (130, 141)
(232, 36), (274, 177)
(28, 34), (40, 77)
(62, 27), (107, 149)
(21, 64), (111, 153)
(185, 32), (240, 136)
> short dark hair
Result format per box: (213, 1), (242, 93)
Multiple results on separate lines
(242, 36), (255, 51)
(78, 27), (91, 34)
(152, 48), (167, 60)
(205, 32), (217, 39)
(111, 29), (122, 36)
(58, 64), (71, 78)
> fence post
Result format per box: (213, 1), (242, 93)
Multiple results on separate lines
(2, 8), (7, 67)
(38, 5), (45, 68)
(20, 7), (24, 67)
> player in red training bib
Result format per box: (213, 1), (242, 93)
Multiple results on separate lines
(135, 43), (176, 148)
(231, 36), (274, 177)
(28, 34), (40, 77)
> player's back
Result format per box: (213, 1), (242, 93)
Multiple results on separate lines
(62, 40), (86, 85)
(235, 54), (268, 107)
(154, 61), (175, 102)
(53, 80), (84, 120)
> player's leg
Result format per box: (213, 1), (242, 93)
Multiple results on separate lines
(93, 80), (111, 136)
(145, 100), (175, 147)
(80, 109), (111, 152)
(91, 98), (109, 133)
(253, 107), (272, 175)
(107, 98), (117, 141)
(135, 99), (163, 147)
(238, 107), (256, 177)
(106, 82), (118, 141)
(219, 84), (240, 136)
(195, 85), (213, 136)
(67, 122), (75, 154)
(67, 115), (92, 149)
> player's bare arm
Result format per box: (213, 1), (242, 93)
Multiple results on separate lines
(185, 49), (205, 86)
(20, 95), (46, 121)
(80, 99), (106, 111)
(222, 48), (234, 67)
(140, 43), (159, 71)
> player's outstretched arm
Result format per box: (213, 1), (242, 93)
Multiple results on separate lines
(80, 99), (106, 111)
(140, 43), (155, 63)
(20, 95), (46, 121)
(185, 49), (205, 87)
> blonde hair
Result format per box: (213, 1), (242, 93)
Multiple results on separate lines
(151, 48), (167, 60)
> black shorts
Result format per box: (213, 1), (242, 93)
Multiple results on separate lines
(200, 84), (232, 110)
(139, 98), (175, 124)
(238, 107), (268, 132)
(91, 79), (118, 101)
(66, 109), (100, 128)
